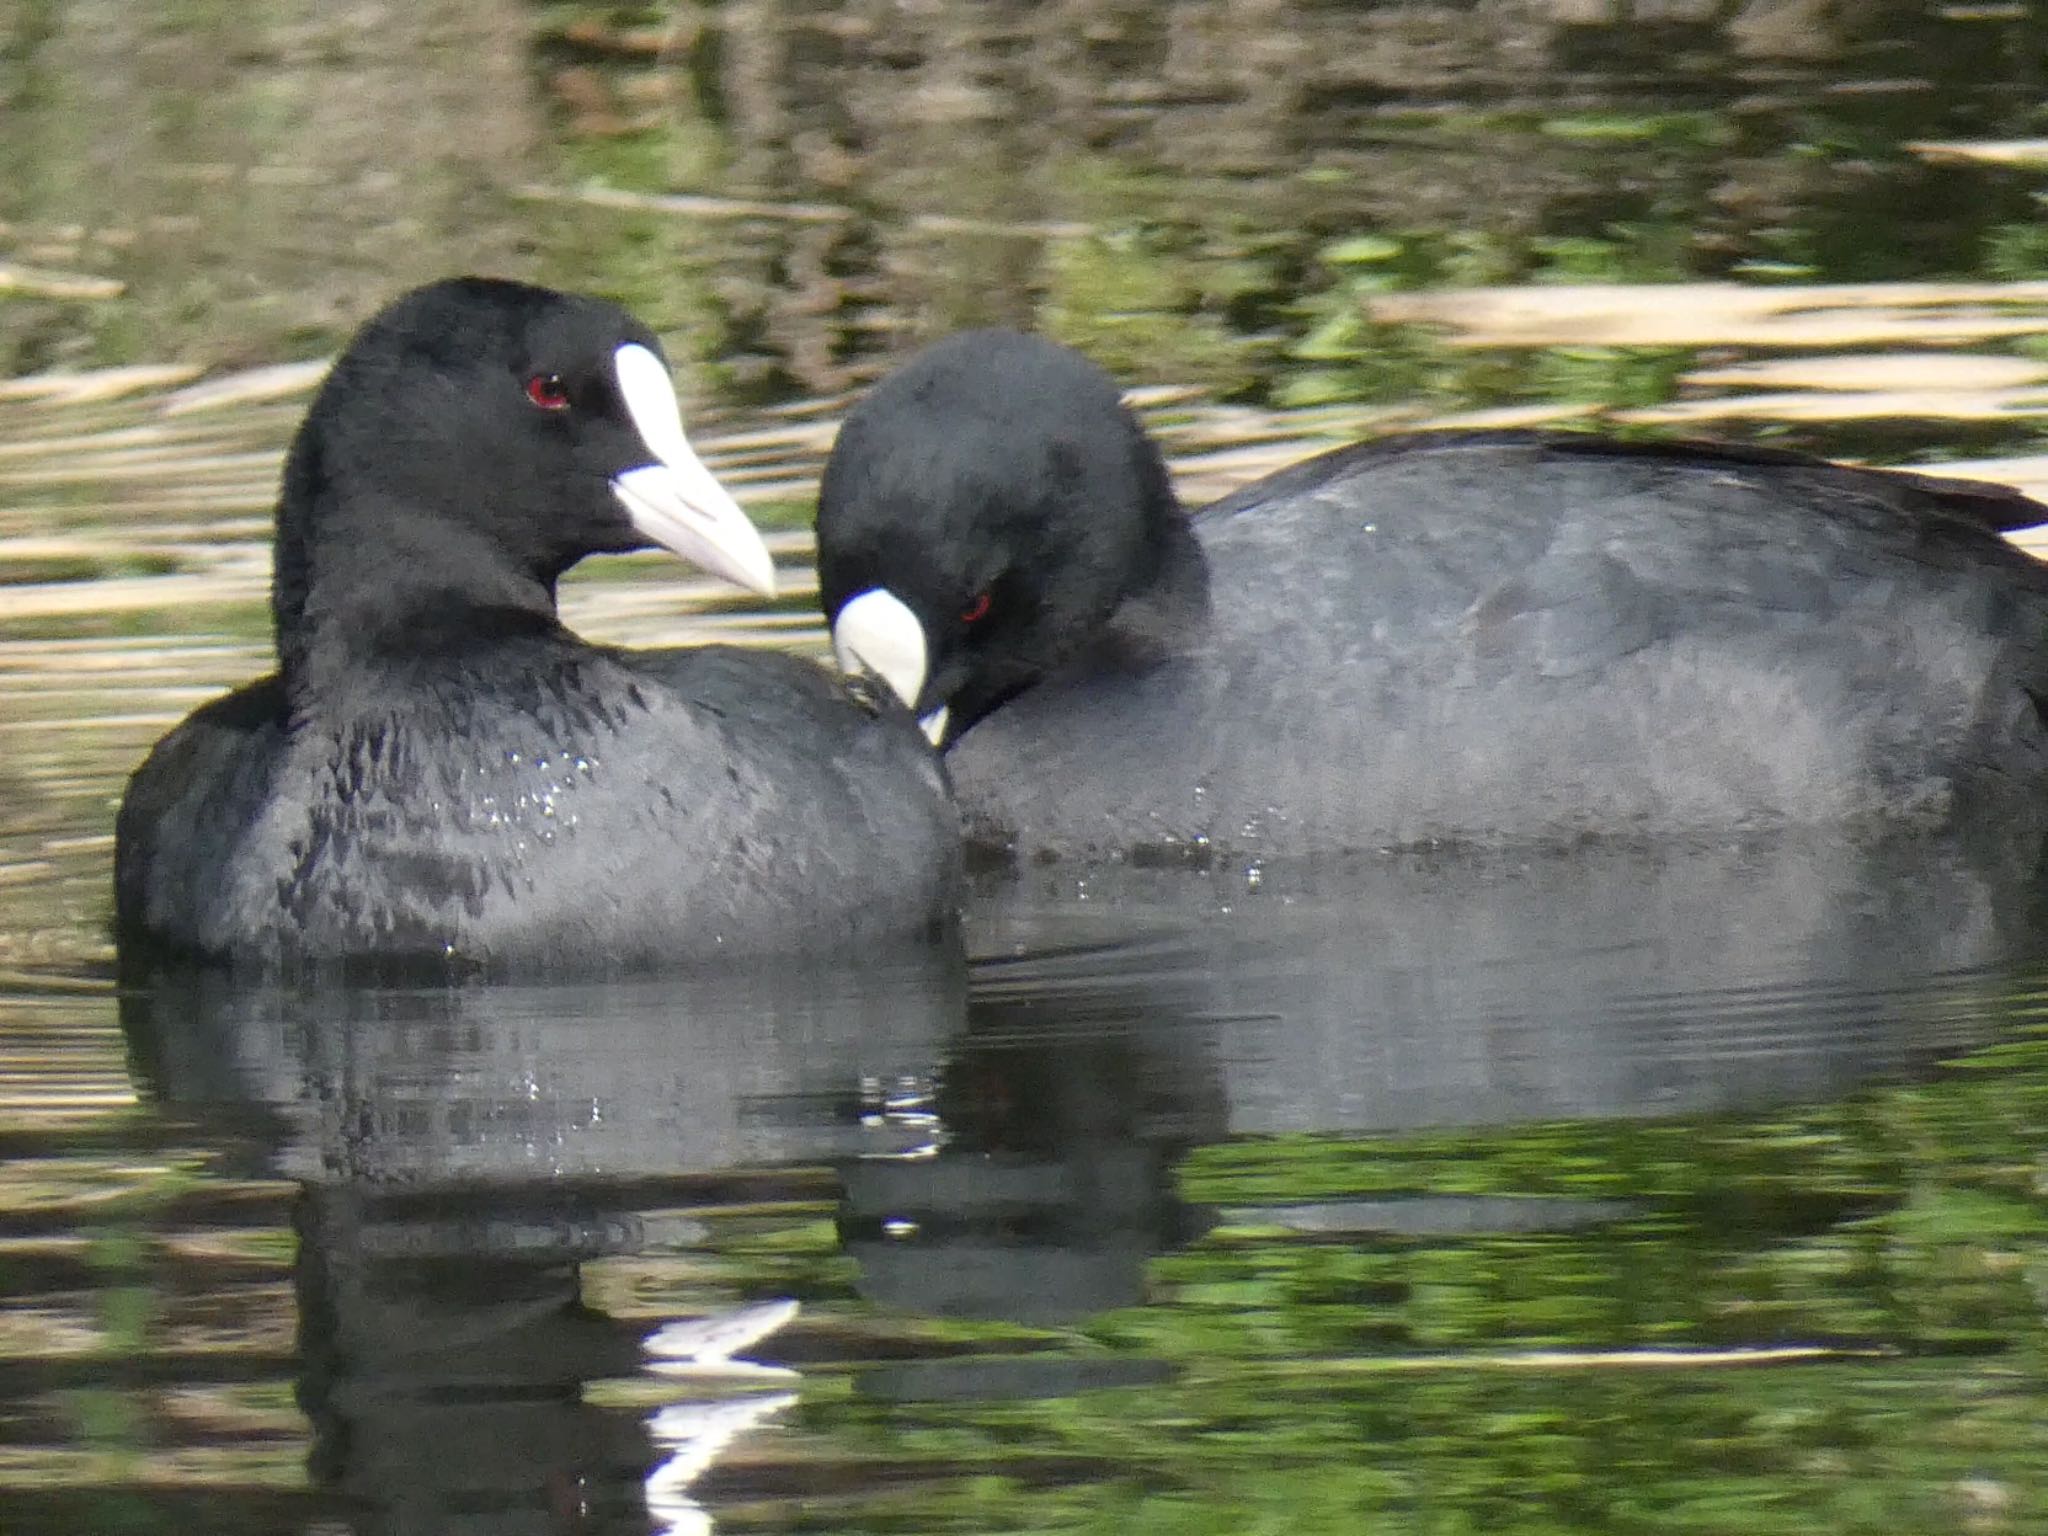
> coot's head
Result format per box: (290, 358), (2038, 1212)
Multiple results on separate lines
(274, 278), (774, 678)
(816, 329), (1182, 745)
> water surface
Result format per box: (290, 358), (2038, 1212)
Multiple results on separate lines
(3, 5), (2048, 1532)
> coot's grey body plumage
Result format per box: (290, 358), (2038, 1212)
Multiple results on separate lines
(818, 330), (2048, 860)
(119, 643), (956, 971)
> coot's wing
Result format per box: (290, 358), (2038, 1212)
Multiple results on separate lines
(1535, 433), (2048, 536)
(1203, 429), (2048, 536)
(1180, 433), (2048, 848)
(114, 677), (290, 958)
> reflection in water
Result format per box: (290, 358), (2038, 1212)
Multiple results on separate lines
(290, 1187), (801, 1536)
(293, 1182), (639, 1535)
(6, 0), (2045, 408)
(123, 958), (962, 1536)
(841, 980), (1226, 1328)
(1, 0), (542, 373)
(124, 959), (966, 1181)
(968, 829), (2048, 1135)
(112, 827), (2048, 1526)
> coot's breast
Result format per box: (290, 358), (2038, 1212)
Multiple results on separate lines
(120, 641), (959, 974)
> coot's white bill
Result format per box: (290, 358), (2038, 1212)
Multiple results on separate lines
(832, 586), (946, 742)
(612, 343), (777, 598)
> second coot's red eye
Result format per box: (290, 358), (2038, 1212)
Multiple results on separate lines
(525, 374), (570, 411)
(961, 591), (993, 624)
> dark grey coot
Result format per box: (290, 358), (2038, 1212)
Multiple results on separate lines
(817, 328), (2048, 861)
(116, 278), (959, 975)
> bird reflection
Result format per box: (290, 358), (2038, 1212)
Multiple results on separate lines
(841, 935), (1227, 1329)
(113, 824), (2048, 1521)
(121, 957), (963, 1536)
(967, 828), (2048, 1134)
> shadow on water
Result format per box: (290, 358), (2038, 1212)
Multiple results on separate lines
(90, 829), (2048, 1533)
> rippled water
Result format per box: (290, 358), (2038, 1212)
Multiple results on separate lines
(5, 4), (2048, 1533)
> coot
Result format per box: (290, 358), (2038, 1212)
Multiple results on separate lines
(818, 328), (2048, 859)
(117, 278), (958, 974)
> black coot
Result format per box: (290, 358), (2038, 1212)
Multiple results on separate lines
(117, 278), (958, 974)
(817, 328), (2048, 860)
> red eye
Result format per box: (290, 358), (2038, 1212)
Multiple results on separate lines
(525, 374), (570, 411)
(960, 591), (993, 624)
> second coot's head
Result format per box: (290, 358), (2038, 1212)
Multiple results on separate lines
(817, 329), (1184, 744)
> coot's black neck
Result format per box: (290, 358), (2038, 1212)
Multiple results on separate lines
(273, 492), (562, 700)
(1138, 505), (1212, 619)
(1098, 403), (1211, 645)
(1097, 497), (1212, 670)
